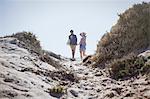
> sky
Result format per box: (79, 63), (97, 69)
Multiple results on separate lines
(0, 0), (149, 58)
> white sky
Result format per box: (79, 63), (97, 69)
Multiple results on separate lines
(0, 0), (149, 58)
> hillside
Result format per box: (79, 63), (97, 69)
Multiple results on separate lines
(0, 33), (74, 98)
(94, 2), (150, 67)
(0, 2), (150, 99)
(0, 34), (150, 99)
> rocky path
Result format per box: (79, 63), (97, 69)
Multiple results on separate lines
(63, 60), (150, 99)
(0, 37), (150, 99)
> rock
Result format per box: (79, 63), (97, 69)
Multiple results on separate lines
(0, 90), (18, 98)
(0, 73), (5, 78)
(4, 78), (14, 82)
(85, 87), (88, 90)
(101, 83), (106, 86)
(83, 55), (92, 63)
(112, 87), (123, 95)
(44, 50), (61, 60)
(12, 86), (29, 92)
(41, 85), (44, 88)
(82, 55), (96, 66)
(84, 86), (94, 90)
(22, 93), (32, 97)
(69, 89), (78, 97)
(84, 73), (88, 75)
(50, 71), (79, 82)
(60, 81), (69, 86)
(96, 89), (101, 92)
(95, 72), (102, 76)
(49, 92), (64, 98)
(78, 90), (84, 94)
(88, 94), (98, 99)
(106, 92), (115, 98)
(124, 92), (135, 97)
(9, 38), (18, 45)
(143, 90), (150, 98)
(138, 50), (150, 59)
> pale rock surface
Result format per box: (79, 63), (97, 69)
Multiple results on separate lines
(0, 37), (150, 99)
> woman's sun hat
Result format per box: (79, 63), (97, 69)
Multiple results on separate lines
(80, 32), (86, 36)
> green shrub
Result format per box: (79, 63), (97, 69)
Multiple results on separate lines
(94, 2), (150, 67)
(109, 53), (146, 80)
(39, 51), (62, 68)
(47, 85), (66, 98)
(10, 32), (63, 68)
(141, 63), (150, 75)
(12, 31), (42, 54)
(48, 86), (65, 94)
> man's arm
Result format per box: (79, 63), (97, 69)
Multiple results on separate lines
(75, 35), (77, 44)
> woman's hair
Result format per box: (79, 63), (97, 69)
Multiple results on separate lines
(80, 32), (86, 37)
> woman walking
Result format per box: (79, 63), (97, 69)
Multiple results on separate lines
(79, 32), (87, 59)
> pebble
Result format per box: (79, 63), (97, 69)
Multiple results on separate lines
(69, 89), (78, 97)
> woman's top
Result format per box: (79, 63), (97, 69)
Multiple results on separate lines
(80, 36), (86, 46)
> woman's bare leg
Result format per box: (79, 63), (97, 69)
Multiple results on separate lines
(80, 51), (83, 59)
(83, 50), (87, 57)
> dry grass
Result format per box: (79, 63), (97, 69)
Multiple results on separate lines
(108, 53), (146, 80)
(12, 31), (42, 54)
(7, 31), (62, 68)
(94, 2), (150, 67)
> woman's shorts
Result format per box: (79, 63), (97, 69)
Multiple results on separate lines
(80, 44), (86, 51)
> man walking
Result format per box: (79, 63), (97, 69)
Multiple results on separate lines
(68, 30), (77, 61)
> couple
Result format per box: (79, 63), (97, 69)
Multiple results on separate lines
(67, 30), (87, 61)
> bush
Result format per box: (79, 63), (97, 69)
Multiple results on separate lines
(48, 86), (65, 94)
(109, 53), (147, 80)
(47, 85), (65, 98)
(94, 2), (150, 67)
(39, 51), (62, 68)
(12, 31), (42, 54)
(11, 32), (62, 68)
(141, 63), (150, 76)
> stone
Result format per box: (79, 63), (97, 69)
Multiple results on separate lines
(95, 72), (102, 76)
(4, 78), (14, 82)
(96, 89), (101, 92)
(69, 89), (78, 97)
(106, 92), (115, 98)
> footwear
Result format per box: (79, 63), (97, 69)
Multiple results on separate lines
(70, 58), (76, 61)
